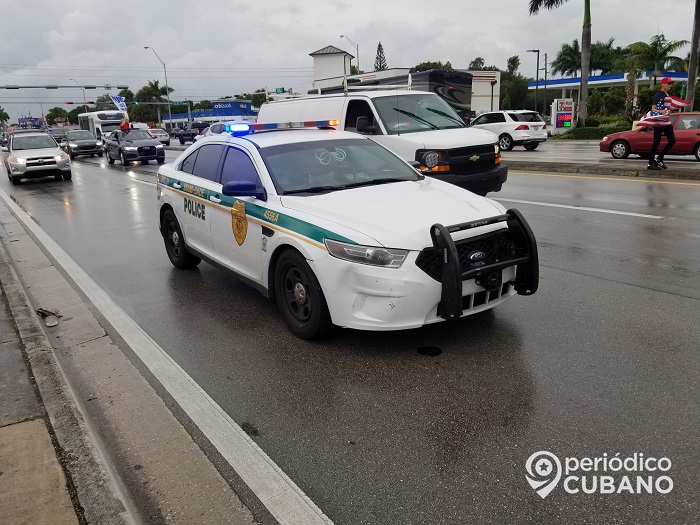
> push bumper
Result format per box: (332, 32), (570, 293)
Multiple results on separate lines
(433, 163), (508, 195)
(429, 208), (539, 320)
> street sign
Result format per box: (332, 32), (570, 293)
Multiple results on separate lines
(171, 101), (185, 105)
(275, 88), (285, 94)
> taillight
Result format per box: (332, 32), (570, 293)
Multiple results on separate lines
(543, 124), (547, 130)
(515, 125), (529, 130)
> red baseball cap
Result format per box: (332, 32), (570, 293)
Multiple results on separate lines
(660, 77), (673, 85)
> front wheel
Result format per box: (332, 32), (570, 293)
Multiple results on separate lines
(98, 150), (104, 157)
(69, 151), (75, 160)
(107, 149), (115, 164)
(610, 140), (630, 159)
(179, 137), (185, 145)
(523, 143), (539, 151)
(162, 210), (201, 269)
(62, 171), (72, 181)
(157, 158), (165, 164)
(275, 250), (331, 339)
(499, 134), (514, 151)
(121, 151), (128, 165)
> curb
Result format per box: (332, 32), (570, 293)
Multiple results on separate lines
(0, 240), (137, 525)
(505, 161), (700, 181)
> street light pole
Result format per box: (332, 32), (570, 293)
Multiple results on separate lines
(541, 52), (548, 116)
(145, 46), (172, 128)
(527, 49), (540, 112)
(340, 35), (360, 72)
(31, 96), (45, 126)
(69, 78), (88, 113)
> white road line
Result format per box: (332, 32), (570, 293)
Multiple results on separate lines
(0, 189), (333, 525)
(495, 197), (667, 219)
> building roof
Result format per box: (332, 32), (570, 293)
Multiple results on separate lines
(309, 45), (353, 58)
(527, 71), (688, 89)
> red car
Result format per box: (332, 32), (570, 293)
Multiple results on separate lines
(599, 112), (700, 160)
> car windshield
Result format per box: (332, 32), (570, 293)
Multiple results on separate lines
(67, 131), (95, 140)
(508, 112), (543, 123)
(121, 130), (151, 140)
(50, 130), (66, 137)
(12, 135), (57, 150)
(260, 138), (420, 195)
(372, 94), (466, 135)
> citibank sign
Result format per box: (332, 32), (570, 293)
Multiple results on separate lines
(213, 102), (233, 109)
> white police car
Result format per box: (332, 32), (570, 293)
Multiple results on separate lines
(157, 121), (538, 339)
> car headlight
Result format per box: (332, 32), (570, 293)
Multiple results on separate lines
(124, 146), (137, 151)
(55, 152), (69, 161)
(602, 136), (609, 141)
(96, 141), (102, 146)
(156, 144), (164, 149)
(417, 149), (450, 172)
(9, 155), (26, 164)
(69, 142), (78, 148)
(324, 239), (408, 268)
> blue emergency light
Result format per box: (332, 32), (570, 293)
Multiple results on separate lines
(226, 120), (339, 137)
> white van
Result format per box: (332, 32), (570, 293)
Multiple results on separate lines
(256, 90), (508, 195)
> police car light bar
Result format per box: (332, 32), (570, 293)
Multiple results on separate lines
(226, 120), (339, 136)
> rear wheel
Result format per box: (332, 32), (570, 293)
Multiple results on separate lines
(162, 210), (201, 269)
(274, 250), (331, 339)
(499, 134), (514, 151)
(523, 142), (539, 151)
(694, 143), (700, 161)
(610, 140), (630, 159)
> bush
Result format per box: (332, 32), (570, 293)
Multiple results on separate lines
(554, 123), (631, 140)
(585, 117), (601, 127)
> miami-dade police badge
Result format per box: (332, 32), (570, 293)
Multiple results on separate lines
(231, 200), (247, 245)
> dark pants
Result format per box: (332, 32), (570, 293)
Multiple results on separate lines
(649, 125), (676, 162)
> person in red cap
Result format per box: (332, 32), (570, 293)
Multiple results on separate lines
(647, 77), (676, 170)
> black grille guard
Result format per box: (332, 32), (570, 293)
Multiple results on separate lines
(429, 208), (539, 320)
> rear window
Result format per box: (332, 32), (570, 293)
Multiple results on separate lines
(192, 122), (209, 130)
(508, 112), (543, 123)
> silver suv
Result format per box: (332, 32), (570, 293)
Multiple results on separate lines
(2, 132), (71, 184)
(470, 110), (547, 151)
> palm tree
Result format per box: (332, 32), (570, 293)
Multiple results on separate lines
(627, 34), (689, 85)
(591, 38), (629, 75)
(552, 40), (581, 76)
(0, 106), (9, 128)
(530, 0), (591, 126)
(686, 0), (700, 110)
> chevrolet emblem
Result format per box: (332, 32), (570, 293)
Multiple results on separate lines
(469, 155), (480, 162)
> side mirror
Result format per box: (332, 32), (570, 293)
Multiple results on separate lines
(222, 180), (267, 201)
(356, 116), (376, 134)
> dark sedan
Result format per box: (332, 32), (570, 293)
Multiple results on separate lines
(105, 129), (165, 165)
(63, 130), (103, 159)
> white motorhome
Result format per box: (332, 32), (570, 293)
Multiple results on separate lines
(256, 90), (508, 195)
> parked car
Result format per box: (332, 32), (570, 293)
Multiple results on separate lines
(469, 110), (547, 151)
(178, 121), (211, 144)
(600, 113), (700, 160)
(62, 129), (103, 159)
(149, 128), (171, 146)
(47, 128), (68, 143)
(169, 128), (182, 138)
(104, 129), (165, 165)
(1, 131), (71, 184)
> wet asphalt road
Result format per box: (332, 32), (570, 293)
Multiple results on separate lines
(1, 152), (699, 524)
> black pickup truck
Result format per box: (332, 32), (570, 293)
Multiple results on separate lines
(178, 121), (210, 144)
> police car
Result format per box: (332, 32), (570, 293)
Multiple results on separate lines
(157, 121), (539, 339)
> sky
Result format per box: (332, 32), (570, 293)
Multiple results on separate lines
(0, 0), (694, 121)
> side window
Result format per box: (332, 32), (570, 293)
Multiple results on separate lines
(221, 147), (262, 189)
(191, 144), (225, 181)
(345, 100), (377, 132)
(676, 115), (699, 130)
(472, 115), (487, 125)
(180, 149), (199, 174)
(492, 113), (507, 123)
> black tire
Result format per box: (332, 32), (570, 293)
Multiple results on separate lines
(142, 159), (149, 164)
(179, 137), (185, 145)
(121, 151), (128, 165)
(10, 175), (19, 185)
(107, 149), (115, 164)
(274, 250), (331, 339)
(162, 210), (200, 269)
(98, 150), (104, 157)
(694, 143), (700, 161)
(157, 158), (165, 164)
(62, 171), (72, 181)
(499, 134), (514, 151)
(165, 141), (170, 146)
(610, 140), (630, 159)
(523, 143), (539, 151)
(69, 151), (75, 160)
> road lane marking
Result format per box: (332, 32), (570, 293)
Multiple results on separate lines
(510, 171), (700, 186)
(0, 188), (334, 525)
(495, 198), (666, 219)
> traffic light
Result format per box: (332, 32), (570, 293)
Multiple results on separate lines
(64, 102), (74, 104)
(86, 101), (94, 104)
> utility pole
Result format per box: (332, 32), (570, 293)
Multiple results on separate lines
(527, 49), (540, 112)
(541, 53), (548, 116)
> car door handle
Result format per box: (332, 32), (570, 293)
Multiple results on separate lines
(172, 183), (182, 189)
(209, 196), (221, 203)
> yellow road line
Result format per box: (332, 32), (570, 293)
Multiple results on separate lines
(510, 171), (700, 186)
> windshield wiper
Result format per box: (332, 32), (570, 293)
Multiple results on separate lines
(391, 108), (439, 129)
(425, 107), (465, 126)
(343, 177), (409, 189)
(283, 185), (342, 195)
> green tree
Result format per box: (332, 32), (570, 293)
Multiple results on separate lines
(374, 42), (388, 71)
(45, 106), (69, 125)
(0, 106), (9, 127)
(251, 89), (267, 108)
(94, 93), (115, 110)
(192, 100), (212, 111)
(129, 80), (174, 122)
(530, 0), (592, 126)
(628, 34), (689, 85)
(414, 60), (453, 70)
(468, 57), (485, 70)
(507, 55), (521, 75)
(602, 86), (626, 115)
(591, 38), (628, 74)
(552, 39), (581, 77)
(586, 88), (603, 115)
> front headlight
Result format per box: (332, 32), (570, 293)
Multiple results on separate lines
(156, 144), (164, 149)
(9, 156), (26, 164)
(55, 152), (69, 161)
(96, 141), (102, 146)
(69, 142), (78, 148)
(324, 239), (408, 268)
(124, 146), (137, 151)
(417, 149), (450, 172)
(602, 136), (609, 141)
